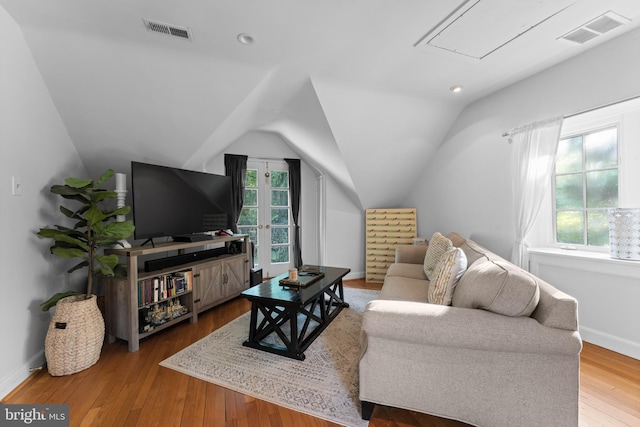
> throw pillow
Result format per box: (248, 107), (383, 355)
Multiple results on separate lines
(428, 248), (467, 305)
(423, 232), (453, 280)
(451, 258), (540, 317)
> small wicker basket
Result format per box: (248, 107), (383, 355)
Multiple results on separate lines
(45, 294), (105, 376)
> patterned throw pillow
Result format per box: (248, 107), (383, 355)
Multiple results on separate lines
(428, 248), (468, 305)
(423, 232), (454, 280)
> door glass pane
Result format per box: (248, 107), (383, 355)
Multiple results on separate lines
(271, 246), (289, 263)
(245, 169), (257, 187)
(271, 227), (289, 244)
(239, 226), (258, 244)
(585, 128), (617, 170)
(556, 211), (584, 244)
(586, 170), (618, 208)
(587, 210), (609, 246)
(555, 174), (583, 209)
(271, 189), (288, 207)
(271, 208), (289, 226)
(244, 188), (257, 206)
(556, 136), (583, 174)
(271, 171), (288, 188)
(238, 208), (257, 226)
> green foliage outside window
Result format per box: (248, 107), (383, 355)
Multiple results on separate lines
(270, 171), (288, 188)
(554, 127), (618, 247)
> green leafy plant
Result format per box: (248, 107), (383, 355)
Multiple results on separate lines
(37, 169), (135, 311)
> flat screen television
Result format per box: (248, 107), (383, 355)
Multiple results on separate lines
(130, 161), (233, 243)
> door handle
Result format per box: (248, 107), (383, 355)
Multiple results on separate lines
(265, 225), (270, 229)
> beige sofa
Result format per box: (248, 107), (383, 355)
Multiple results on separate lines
(359, 232), (582, 427)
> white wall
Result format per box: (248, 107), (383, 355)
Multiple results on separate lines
(0, 7), (86, 398)
(324, 174), (365, 279)
(406, 27), (640, 358)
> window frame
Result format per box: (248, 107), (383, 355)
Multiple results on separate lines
(552, 124), (620, 251)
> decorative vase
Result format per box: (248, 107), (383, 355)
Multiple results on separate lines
(609, 208), (640, 261)
(45, 294), (105, 376)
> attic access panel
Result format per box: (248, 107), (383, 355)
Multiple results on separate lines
(420, 0), (577, 59)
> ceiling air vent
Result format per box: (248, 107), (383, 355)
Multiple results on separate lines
(560, 11), (630, 44)
(142, 18), (193, 41)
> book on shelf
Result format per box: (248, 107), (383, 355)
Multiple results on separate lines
(137, 269), (194, 307)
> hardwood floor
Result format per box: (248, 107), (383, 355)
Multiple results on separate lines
(3, 279), (639, 427)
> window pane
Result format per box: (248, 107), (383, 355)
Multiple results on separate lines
(587, 210), (610, 247)
(245, 169), (257, 187)
(271, 227), (289, 245)
(244, 188), (257, 206)
(237, 208), (257, 226)
(271, 189), (289, 207)
(556, 211), (584, 244)
(271, 246), (289, 263)
(586, 170), (618, 208)
(271, 208), (289, 225)
(271, 171), (289, 188)
(556, 136), (583, 174)
(585, 128), (617, 170)
(555, 174), (583, 209)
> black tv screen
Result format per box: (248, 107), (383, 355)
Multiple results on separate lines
(130, 161), (233, 241)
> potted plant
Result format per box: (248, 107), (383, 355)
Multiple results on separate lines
(37, 169), (134, 375)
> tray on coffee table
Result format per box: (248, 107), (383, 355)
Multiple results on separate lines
(279, 269), (325, 288)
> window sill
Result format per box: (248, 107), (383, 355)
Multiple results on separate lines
(528, 247), (640, 279)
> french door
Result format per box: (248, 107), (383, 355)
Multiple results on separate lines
(237, 160), (292, 278)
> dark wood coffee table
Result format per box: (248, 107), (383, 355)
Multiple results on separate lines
(241, 265), (350, 360)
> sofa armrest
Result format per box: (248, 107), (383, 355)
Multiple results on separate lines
(395, 245), (428, 264)
(362, 299), (582, 356)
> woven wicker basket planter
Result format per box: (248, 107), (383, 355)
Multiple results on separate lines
(45, 294), (105, 376)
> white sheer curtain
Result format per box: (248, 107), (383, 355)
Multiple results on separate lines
(510, 116), (564, 269)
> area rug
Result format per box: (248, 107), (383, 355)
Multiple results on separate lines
(160, 287), (379, 427)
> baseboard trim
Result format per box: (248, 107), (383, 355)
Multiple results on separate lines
(0, 351), (45, 401)
(345, 271), (364, 281)
(580, 326), (640, 360)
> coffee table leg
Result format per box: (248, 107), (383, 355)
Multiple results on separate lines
(247, 302), (258, 342)
(288, 306), (300, 358)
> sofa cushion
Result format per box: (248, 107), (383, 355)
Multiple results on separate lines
(428, 248), (467, 305)
(452, 258), (540, 317)
(379, 276), (430, 302)
(423, 232), (453, 280)
(386, 263), (426, 280)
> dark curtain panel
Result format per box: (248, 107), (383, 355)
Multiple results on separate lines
(285, 158), (303, 267)
(224, 154), (248, 233)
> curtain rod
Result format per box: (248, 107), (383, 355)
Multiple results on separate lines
(502, 94), (640, 138)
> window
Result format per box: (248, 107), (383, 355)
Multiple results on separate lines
(554, 127), (618, 247)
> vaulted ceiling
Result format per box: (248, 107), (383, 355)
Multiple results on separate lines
(3, 0), (640, 208)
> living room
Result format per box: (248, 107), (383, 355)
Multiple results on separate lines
(2, 1), (640, 426)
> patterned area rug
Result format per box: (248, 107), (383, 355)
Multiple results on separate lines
(160, 287), (379, 427)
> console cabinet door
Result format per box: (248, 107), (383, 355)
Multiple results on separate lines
(223, 256), (249, 296)
(193, 261), (223, 312)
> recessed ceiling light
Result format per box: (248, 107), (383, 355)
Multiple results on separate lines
(237, 33), (254, 45)
(450, 85), (463, 93)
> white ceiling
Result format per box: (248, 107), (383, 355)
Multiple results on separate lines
(2, 0), (640, 208)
